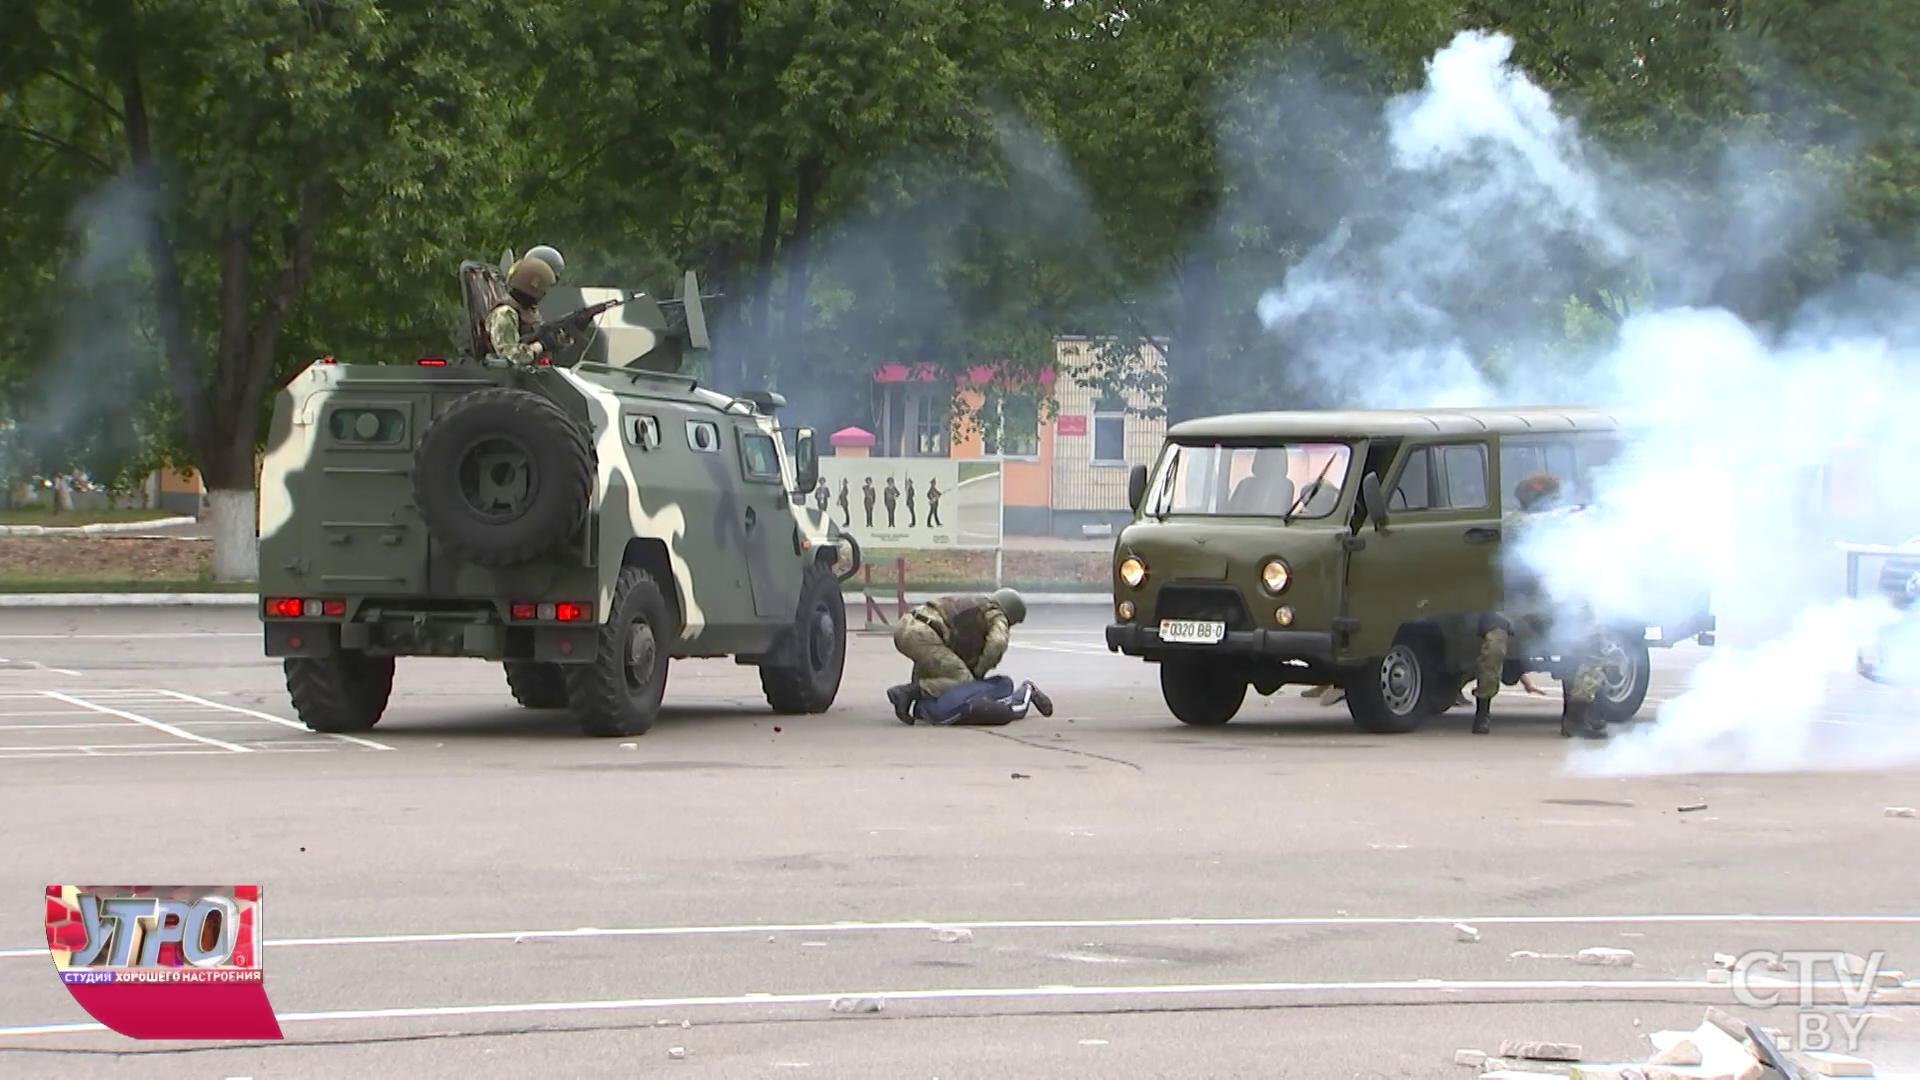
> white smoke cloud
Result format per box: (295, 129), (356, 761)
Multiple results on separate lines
(1250, 29), (1920, 776)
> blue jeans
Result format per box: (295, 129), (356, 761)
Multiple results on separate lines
(916, 676), (1027, 725)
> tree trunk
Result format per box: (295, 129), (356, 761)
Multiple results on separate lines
(1164, 251), (1220, 424)
(778, 156), (825, 386)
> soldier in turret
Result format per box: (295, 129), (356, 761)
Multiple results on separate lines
(486, 245), (569, 365)
(1471, 472), (1609, 739)
(886, 588), (1054, 725)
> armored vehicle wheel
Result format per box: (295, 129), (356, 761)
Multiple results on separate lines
(284, 650), (396, 733)
(1346, 637), (1444, 734)
(760, 568), (847, 714)
(565, 564), (672, 737)
(411, 387), (595, 567)
(503, 660), (569, 709)
(1588, 629), (1651, 724)
(1160, 656), (1248, 725)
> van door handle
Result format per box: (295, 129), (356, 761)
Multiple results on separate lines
(1464, 527), (1500, 544)
(745, 507), (758, 530)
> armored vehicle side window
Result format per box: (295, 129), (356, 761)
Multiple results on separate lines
(327, 406), (406, 445)
(1440, 444), (1489, 508)
(739, 431), (783, 484)
(686, 420), (720, 453)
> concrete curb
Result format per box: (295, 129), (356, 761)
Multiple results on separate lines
(0, 590), (1113, 609)
(0, 516), (198, 537)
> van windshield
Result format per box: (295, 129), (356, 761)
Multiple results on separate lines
(1146, 442), (1354, 520)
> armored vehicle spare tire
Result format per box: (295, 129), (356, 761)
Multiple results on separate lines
(411, 387), (595, 567)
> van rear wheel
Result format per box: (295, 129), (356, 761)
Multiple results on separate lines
(1346, 638), (1444, 734)
(1160, 656), (1248, 725)
(1589, 630), (1651, 723)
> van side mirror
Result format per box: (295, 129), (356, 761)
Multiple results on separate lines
(1127, 463), (1149, 513)
(792, 427), (819, 494)
(1359, 471), (1387, 531)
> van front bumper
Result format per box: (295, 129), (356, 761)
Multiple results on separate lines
(1105, 622), (1335, 664)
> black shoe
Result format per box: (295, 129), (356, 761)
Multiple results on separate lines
(1024, 682), (1054, 718)
(959, 697), (1018, 726)
(1560, 696), (1575, 738)
(1471, 699), (1491, 735)
(1567, 700), (1607, 739)
(887, 684), (917, 725)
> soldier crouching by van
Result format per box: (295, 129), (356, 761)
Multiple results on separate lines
(1472, 473), (1609, 740)
(886, 589), (1055, 725)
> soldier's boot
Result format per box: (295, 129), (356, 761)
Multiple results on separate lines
(1560, 695), (1574, 738)
(1022, 681), (1054, 718)
(958, 697), (1019, 726)
(1472, 697), (1492, 735)
(886, 684), (918, 725)
(1567, 699), (1608, 739)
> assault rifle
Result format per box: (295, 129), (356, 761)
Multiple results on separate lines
(519, 292), (639, 353)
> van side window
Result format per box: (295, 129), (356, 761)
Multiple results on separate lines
(1500, 446), (1543, 507)
(1441, 444), (1489, 508)
(1389, 448), (1431, 511)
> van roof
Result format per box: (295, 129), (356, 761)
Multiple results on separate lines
(1165, 407), (1624, 441)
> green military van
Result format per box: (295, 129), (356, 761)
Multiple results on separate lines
(1104, 408), (1716, 732)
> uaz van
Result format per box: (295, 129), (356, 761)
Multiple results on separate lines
(1104, 408), (1716, 732)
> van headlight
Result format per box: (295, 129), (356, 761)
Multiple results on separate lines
(1118, 557), (1147, 588)
(1260, 558), (1290, 594)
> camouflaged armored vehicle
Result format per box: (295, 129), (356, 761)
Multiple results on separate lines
(257, 258), (861, 737)
(1105, 408), (1716, 732)
(1840, 537), (1920, 685)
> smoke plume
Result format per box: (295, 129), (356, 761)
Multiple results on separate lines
(1248, 30), (1920, 775)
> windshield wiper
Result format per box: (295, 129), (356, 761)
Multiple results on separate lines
(1282, 454), (1340, 525)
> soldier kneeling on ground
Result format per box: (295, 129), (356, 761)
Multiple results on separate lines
(886, 589), (1055, 726)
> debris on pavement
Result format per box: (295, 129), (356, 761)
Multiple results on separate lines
(668, 1047), (687, 1060)
(1884, 807), (1916, 818)
(931, 927), (974, 943)
(620, 743), (637, 751)
(1713, 953), (1737, 969)
(1456, 922), (1481, 943)
(830, 996), (884, 1014)
(1678, 803), (1709, 812)
(1011, 772), (1031, 780)
(1470, 1006), (1886, 1080)
(1501, 1040), (1583, 1061)
(1576, 947), (1636, 966)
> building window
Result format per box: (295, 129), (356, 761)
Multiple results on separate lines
(1092, 394), (1126, 464)
(981, 388), (1040, 458)
(910, 387), (949, 456)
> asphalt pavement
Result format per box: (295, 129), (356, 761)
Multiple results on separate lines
(1, 605), (1918, 1078)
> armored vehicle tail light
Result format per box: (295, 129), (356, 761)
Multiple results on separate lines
(417, 357), (447, 366)
(1260, 559), (1291, 594)
(265, 597), (346, 617)
(1118, 557), (1147, 588)
(509, 602), (593, 622)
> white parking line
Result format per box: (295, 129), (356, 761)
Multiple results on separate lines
(37, 691), (252, 753)
(3, 911), (1914, 959)
(0, 976), (1896, 1038)
(0, 632), (257, 641)
(155, 689), (393, 751)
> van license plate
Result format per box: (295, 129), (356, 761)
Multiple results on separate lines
(1159, 620), (1226, 644)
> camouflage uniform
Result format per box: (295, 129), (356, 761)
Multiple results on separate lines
(486, 250), (563, 365)
(1472, 474), (1608, 739)
(887, 589), (1053, 725)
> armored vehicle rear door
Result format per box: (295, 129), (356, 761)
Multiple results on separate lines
(306, 391), (438, 594)
(1343, 437), (1502, 660)
(733, 420), (805, 620)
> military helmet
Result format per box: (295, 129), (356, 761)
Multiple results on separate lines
(507, 254), (559, 302)
(989, 588), (1027, 626)
(523, 245), (566, 276)
(1514, 472), (1563, 510)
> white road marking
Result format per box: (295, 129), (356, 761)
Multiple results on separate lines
(0, 976), (1894, 1038)
(4, 911), (1916, 960)
(38, 691), (253, 753)
(154, 689), (393, 751)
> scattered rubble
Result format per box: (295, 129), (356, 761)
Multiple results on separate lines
(1678, 803), (1709, 812)
(667, 1047), (687, 1060)
(1884, 807), (1916, 818)
(1713, 954), (1737, 969)
(1461, 1006), (1884, 1080)
(1576, 947), (1636, 966)
(1457, 923), (1482, 943)
(932, 927), (974, 943)
(830, 996), (884, 1014)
